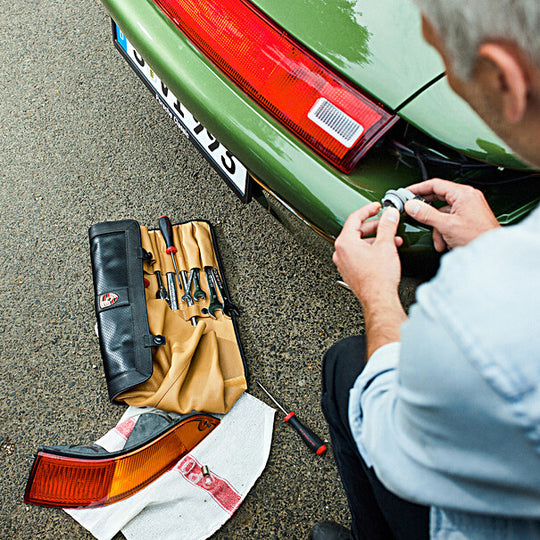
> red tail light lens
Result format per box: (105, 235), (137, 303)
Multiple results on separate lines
(152, 0), (398, 172)
(24, 414), (219, 508)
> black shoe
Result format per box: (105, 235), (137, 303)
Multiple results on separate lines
(309, 521), (352, 540)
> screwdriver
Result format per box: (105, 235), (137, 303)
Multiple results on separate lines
(158, 215), (197, 326)
(256, 381), (327, 455)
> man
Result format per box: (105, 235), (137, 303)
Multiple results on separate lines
(311, 1), (540, 538)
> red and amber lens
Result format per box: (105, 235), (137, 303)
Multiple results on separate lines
(152, 0), (397, 172)
(24, 414), (219, 508)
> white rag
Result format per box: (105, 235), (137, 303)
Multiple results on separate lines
(65, 393), (275, 540)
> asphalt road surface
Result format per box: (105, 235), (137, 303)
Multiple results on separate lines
(0, 1), (420, 538)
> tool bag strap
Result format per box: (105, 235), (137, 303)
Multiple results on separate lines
(89, 220), (161, 402)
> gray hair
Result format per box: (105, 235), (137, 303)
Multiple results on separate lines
(412, 0), (540, 80)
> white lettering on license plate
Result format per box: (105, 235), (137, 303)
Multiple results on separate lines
(116, 28), (248, 196)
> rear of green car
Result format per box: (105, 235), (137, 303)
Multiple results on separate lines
(100, 0), (540, 273)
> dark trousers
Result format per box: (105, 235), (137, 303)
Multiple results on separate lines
(321, 336), (430, 540)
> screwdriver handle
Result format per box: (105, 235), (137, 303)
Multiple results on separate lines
(158, 215), (177, 255)
(284, 412), (327, 455)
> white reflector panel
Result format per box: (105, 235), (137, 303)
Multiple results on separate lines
(308, 98), (364, 148)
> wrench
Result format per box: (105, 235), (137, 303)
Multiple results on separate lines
(181, 269), (195, 303)
(201, 267), (223, 319)
(209, 267), (239, 318)
(191, 268), (207, 302)
(155, 270), (169, 303)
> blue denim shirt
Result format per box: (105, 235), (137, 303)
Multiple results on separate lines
(349, 206), (540, 538)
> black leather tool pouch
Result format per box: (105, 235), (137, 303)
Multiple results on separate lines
(88, 218), (246, 414)
(89, 220), (162, 402)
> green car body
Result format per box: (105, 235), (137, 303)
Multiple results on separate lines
(100, 0), (539, 273)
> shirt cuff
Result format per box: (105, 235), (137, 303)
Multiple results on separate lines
(348, 342), (401, 467)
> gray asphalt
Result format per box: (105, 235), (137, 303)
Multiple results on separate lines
(0, 1), (420, 538)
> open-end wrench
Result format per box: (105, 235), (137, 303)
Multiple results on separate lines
(155, 270), (169, 303)
(191, 268), (206, 302)
(201, 267), (223, 319)
(209, 267), (239, 318)
(181, 269), (195, 303)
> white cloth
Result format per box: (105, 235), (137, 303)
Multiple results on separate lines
(66, 393), (275, 540)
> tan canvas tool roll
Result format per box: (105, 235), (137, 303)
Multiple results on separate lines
(89, 219), (247, 415)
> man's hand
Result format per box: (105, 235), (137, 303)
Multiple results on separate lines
(333, 202), (406, 359)
(405, 179), (500, 252)
(333, 202), (403, 306)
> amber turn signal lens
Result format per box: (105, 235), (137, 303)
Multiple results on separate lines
(24, 414), (219, 508)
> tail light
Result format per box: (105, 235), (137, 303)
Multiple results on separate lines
(152, 0), (398, 172)
(24, 414), (219, 508)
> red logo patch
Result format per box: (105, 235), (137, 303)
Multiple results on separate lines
(99, 292), (119, 309)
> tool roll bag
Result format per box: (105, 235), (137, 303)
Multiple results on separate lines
(89, 219), (247, 415)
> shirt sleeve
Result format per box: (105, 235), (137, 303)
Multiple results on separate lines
(348, 341), (400, 468)
(348, 289), (540, 517)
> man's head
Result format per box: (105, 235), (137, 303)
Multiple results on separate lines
(413, 0), (540, 168)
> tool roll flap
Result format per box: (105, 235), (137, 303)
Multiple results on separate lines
(89, 219), (247, 415)
(89, 220), (156, 402)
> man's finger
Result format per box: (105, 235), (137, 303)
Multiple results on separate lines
(406, 178), (458, 200)
(433, 229), (447, 252)
(340, 202), (381, 235)
(358, 235), (403, 246)
(359, 219), (379, 237)
(417, 193), (445, 203)
(404, 199), (450, 229)
(375, 207), (400, 243)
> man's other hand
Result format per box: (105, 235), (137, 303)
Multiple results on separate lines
(405, 179), (500, 252)
(333, 203), (403, 306)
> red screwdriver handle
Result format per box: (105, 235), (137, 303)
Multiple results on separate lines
(158, 215), (177, 254)
(284, 412), (327, 455)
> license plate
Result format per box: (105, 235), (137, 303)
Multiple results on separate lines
(113, 24), (250, 201)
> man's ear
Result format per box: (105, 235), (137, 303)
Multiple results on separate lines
(478, 43), (528, 123)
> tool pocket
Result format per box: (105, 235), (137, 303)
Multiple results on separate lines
(89, 219), (247, 415)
